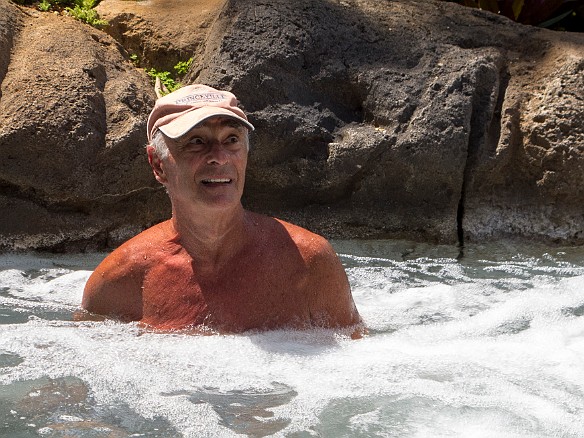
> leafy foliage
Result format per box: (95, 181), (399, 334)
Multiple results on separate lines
(66, 2), (107, 27)
(173, 58), (194, 76)
(146, 58), (194, 95)
(38, 0), (52, 11)
(147, 69), (179, 94)
(10, 0), (107, 27)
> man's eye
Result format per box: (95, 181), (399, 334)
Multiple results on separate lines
(181, 138), (205, 152)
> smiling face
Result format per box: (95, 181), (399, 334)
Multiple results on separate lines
(148, 117), (249, 213)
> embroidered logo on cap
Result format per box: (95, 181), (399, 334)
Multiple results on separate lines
(175, 92), (227, 105)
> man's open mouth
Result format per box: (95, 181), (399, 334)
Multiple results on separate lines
(202, 178), (232, 184)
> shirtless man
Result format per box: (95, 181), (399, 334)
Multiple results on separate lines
(82, 84), (362, 334)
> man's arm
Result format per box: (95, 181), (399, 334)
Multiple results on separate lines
(81, 247), (144, 322)
(303, 236), (363, 331)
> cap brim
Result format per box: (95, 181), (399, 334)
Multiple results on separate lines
(158, 106), (254, 139)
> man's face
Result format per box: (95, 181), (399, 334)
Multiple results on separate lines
(154, 117), (249, 212)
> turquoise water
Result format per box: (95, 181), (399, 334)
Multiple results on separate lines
(1, 240), (583, 437)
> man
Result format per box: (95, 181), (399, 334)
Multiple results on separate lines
(82, 84), (362, 334)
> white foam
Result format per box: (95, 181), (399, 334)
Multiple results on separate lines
(1, 245), (584, 437)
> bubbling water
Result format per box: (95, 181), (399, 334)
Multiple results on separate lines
(1, 241), (583, 437)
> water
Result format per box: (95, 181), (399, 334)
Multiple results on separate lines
(1, 240), (583, 437)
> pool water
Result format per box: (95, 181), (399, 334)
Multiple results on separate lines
(1, 240), (583, 437)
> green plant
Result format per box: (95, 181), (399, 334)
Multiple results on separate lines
(146, 58), (195, 96)
(12, 0), (88, 9)
(173, 57), (193, 76)
(64, 0), (107, 27)
(10, 0), (107, 27)
(66, 3), (108, 27)
(38, 0), (52, 11)
(147, 68), (179, 94)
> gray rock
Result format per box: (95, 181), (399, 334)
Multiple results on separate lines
(0, 0), (583, 249)
(191, 0), (584, 244)
(0, 0), (20, 95)
(0, 3), (166, 250)
(463, 45), (584, 243)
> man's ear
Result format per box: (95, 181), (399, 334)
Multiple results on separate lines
(146, 145), (167, 184)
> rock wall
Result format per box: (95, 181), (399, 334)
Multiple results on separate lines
(191, 0), (584, 244)
(0, 0), (582, 250)
(463, 44), (584, 243)
(0, 0), (166, 250)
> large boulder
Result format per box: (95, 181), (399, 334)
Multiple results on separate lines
(0, 0), (164, 250)
(0, 0), (583, 250)
(188, 0), (584, 244)
(463, 43), (584, 243)
(0, 0), (20, 97)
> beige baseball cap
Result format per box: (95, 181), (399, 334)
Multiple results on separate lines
(147, 84), (254, 142)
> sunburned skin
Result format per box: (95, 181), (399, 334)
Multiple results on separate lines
(82, 215), (362, 334)
(81, 107), (364, 337)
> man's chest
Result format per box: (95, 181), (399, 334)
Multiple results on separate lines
(139, 257), (310, 331)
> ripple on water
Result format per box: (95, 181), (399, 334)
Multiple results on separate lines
(0, 376), (178, 437)
(0, 243), (583, 437)
(0, 352), (24, 370)
(163, 382), (298, 436)
(314, 394), (557, 437)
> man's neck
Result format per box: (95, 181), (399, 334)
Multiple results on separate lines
(170, 203), (249, 271)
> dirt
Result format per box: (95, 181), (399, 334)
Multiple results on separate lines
(96, 0), (226, 70)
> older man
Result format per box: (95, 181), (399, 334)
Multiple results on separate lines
(82, 84), (362, 334)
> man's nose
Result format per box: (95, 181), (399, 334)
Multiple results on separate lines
(206, 142), (228, 165)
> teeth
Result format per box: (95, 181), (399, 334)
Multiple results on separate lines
(203, 178), (231, 183)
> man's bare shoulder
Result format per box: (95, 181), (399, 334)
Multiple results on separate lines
(81, 221), (176, 319)
(272, 216), (337, 262)
(246, 213), (348, 287)
(97, 222), (175, 271)
(247, 213), (362, 330)
(119, 220), (176, 251)
(245, 212), (331, 254)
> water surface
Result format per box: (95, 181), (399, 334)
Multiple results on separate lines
(1, 241), (583, 437)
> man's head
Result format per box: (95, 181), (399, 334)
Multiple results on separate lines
(146, 85), (253, 213)
(147, 84), (254, 144)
